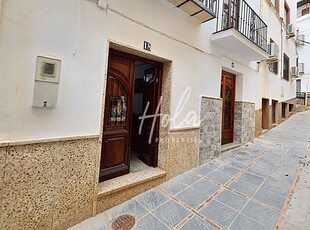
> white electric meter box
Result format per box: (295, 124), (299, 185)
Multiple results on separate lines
(32, 56), (61, 108)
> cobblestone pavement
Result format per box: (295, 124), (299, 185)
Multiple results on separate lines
(70, 111), (310, 230)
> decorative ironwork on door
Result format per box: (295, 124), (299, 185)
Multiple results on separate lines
(107, 76), (128, 125)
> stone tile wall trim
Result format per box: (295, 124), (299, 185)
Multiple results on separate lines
(199, 97), (223, 165)
(201, 96), (222, 101)
(169, 127), (200, 132)
(234, 101), (255, 145)
(0, 135), (100, 147)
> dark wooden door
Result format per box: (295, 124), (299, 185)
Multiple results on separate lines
(100, 51), (135, 181)
(139, 67), (160, 166)
(221, 71), (235, 144)
(272, 100), (277, 124)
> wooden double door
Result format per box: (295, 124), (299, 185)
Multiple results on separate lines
(221, 71), (236, 144)
(99, 49), (162, 182)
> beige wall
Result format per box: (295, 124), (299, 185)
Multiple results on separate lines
(0, 127), (199, 229)
(0, 138), (99, 230)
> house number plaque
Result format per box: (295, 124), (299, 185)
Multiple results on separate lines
(143, 41), (151, 51)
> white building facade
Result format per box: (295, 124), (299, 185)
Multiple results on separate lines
(297, 0), (310, 106)
(0, 0), (297, 229)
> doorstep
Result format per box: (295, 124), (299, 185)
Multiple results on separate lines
(98, 167), (167, 197)
(221, 142), (241, 153)
(262, 129), (269, 134)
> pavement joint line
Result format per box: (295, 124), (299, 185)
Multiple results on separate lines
(158, 179), (222, 212)
(247, 148), (295, 213)
(157, 175), (224, 229)
(276, 145), (310, 229)
(174, 213), (194, 229)
(202, 217), (222, 230)
(218, 144), (309, 216)
(195, 187), (225, 212)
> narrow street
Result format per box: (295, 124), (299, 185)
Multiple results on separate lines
(70, 111), (310, 230)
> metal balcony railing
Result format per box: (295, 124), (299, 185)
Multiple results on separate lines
(197, 0), (218, 14)
(215, 0), (268, 51)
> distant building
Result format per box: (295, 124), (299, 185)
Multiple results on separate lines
(0, 0), (297, 229)
(297, 0), (310, 106)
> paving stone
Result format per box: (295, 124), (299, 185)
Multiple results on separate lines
(153, 200), (190, 228)
(176, 179), (220, 209)
(273, 164), (299, 176)
(281, 220), (304, 230)
(242, 201), (280, 229)
(228, 179), (258, 197)
(180, 216), (217, 230)
(254, 188), (287, 210)
(277, 158), (301, 171)
(268, 171), (295, 187)
(194, 164), (214, 176)
(108, 200), (148, 220)
(287, 147), (307, 158)
(200, 200), (238, 228)
(136, 189), (169, 211)
(229, 214), (269, 230)
(215, 189), (248, 211)
(258, 159), (277, 168)
(263, 147), (286, 157)
(227, 158), (250, 169)
(216, 166), (240, 177)
(260, 179), (291, 197)
(248, 160), (274, 177)
(244, 146), (266, 157)
(159, 172), (200, 195)
(238, 172), (265, 186)
(135, 213), (169, 230)
(204, 161), (221, 170)
(206, 171), (231, 184)
(68, 212), (111, 230)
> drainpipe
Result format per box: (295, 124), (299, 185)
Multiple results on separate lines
(280, 17), (284, 80)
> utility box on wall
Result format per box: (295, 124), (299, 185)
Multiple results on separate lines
(32, 56), (61, 108)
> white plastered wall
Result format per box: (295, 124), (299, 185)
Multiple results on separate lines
(0, 0), (297, 141)
(255, 0), (297, 109)
(0, 0), (223, 141)
(297, 13), (310, 92)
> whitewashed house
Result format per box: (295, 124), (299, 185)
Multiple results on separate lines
(0, 0), (297, 229)
(297, 0), (310, 107)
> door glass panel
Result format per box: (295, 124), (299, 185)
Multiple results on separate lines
(224, 86), (232, 129)
(110, 96), (127, 124)
(108, 76), (128, 126)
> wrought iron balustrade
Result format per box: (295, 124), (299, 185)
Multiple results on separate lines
(216, 0), (267, 51)
(197, 0), (218, 14)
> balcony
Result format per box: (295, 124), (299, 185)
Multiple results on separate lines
(211, 0), (268, 62)
(167, 0), (218, 23)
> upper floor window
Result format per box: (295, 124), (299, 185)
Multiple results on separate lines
(296, 79), (301, 93)
(284, 2), (290, 25)
(297, 1), (310, 17)
(302, 7), (309, 16)
(283, 54), (289, 81)
(268, 39), (278, 74)
(271, 0), (279, 12)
